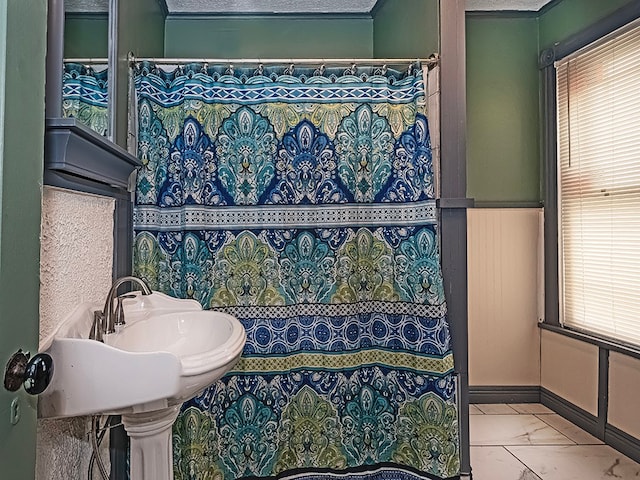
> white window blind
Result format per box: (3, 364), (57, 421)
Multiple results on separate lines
(556, 20), (640, 346)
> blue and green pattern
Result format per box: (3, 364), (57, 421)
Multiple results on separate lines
(133, 62), (459, 480)
(62, 63), (109, 136)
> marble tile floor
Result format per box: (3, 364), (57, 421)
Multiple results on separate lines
(469, 403), (640, 479)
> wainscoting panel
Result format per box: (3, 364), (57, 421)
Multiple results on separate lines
(541, 329), (599, 416)
(468, 208), (542, 386)
(609, 352), (640, 440)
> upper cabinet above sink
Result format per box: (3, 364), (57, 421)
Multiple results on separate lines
(63, 0), (109, 137)
(45, 0), (141, 196)
(44, 0), (166, 196)
(44, 118), (141, 191)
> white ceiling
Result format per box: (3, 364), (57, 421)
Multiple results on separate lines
(65, 0), (556, 14)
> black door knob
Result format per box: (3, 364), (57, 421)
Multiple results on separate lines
(3, 349), (54, 395)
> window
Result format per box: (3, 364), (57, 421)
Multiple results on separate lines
(556, 19), (640, 346)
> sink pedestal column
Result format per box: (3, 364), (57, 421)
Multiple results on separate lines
(122, 406), (180, 480)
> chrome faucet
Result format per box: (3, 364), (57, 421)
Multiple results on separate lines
(90, 276), (152, 342)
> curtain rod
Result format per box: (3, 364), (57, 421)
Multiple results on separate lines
(64, 58), (108, 64)
(129, 54), (439, 68)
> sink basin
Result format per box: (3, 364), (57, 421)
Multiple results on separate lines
(38, 291), (246, 418)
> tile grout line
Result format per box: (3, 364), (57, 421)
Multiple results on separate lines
(534, 413), (605, 446)
(535, 417), (576, 445)
(501, 445), (543, 480)
(534, 414), (577, 445)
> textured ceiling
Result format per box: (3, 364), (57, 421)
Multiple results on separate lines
(165, 0), (378, 14)
(465, 0), (554, 11)
(66, 0), (555, 14)
(65, 0), (108, 13)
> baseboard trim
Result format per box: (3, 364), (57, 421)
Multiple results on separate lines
(469, 385), (541, 404)
(541, 388), (640, 463)
(606, 423), (640, 464)
(540, 387), (599, 437)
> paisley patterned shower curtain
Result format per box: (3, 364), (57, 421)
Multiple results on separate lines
(62, 62), (109, 136)
(132, 61), (460, 480)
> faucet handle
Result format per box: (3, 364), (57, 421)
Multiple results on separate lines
(90, 311), (104, 342)
(114, 294), (136, 332)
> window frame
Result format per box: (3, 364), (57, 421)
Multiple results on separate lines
(540, 1), (640, 357)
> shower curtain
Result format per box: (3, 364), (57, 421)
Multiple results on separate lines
(132, 61), (460, 480)
(62, 62), (109, 136)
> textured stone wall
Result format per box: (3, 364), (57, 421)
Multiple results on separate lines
(37, 186), (114, 480)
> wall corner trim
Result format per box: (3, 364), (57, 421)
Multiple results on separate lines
(157, 0), (169, 17)
(369, 0), (388, 18)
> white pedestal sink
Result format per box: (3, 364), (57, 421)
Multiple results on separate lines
(38, 292), (246, 480)
(124, 406), (181, 480)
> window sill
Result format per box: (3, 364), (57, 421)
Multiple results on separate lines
(538, 322), (640, 360)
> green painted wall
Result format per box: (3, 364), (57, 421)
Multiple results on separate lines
(115, 0), (166, 147)
(0, 0), (46, 477)
(466, 16), (540, 203)
(465, 0), (638, 203)
(539, 0), (635, 50)
(64, 14), (109, 58)
(164, 17), (373, 58)
(373, 0), (439, 57)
